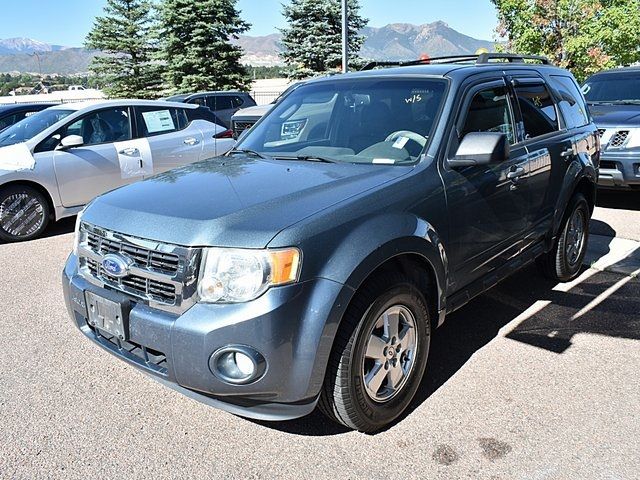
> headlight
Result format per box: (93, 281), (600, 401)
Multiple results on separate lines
(72, 207), (87, 255)
(198, 247), (301, 303)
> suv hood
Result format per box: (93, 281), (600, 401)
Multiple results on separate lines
(83, 156), (410, 248)
(589, 103), (640, 126)
(232, 104), (272, 120)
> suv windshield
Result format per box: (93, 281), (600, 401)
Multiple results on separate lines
(237, 78), (446, 165)
(582, 72), (640, 104)
(0, 108), (74, 147)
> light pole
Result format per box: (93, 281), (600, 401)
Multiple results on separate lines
(342, 0), (348, 73)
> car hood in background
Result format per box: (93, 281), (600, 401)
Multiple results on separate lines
(83, 156), (411, 248)
(231, 104), (273, 121)
(589, 104), (640, 126)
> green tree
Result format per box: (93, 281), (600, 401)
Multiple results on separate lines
(158, 0), (251, 92)
(280, 0), (368, 79)
(85, 0), (161, 98)
(492, 0), (640, 81)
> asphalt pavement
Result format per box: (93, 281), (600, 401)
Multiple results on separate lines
(0, 190), (638, 480)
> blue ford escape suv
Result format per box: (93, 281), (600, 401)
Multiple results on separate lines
(63, 54), (599, 432)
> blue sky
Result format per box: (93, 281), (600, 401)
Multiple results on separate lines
(0, 0), (499, 46)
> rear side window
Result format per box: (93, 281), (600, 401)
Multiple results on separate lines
(230, 96), (244, 108)
(461, 85), (515, 144)
(514, 83), (559, 139)
(136, 107), (187, 137)
(208, 96), (234, 111)
(549, 75), (590, 128)
(0, 114), (18, 130)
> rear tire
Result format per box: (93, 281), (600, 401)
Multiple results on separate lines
(319, 272), (431, 433)
(537, 193), (590, 282)
(0, 185), (50, 242)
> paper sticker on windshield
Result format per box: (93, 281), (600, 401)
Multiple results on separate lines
(142, 110), (175, 134)
(392, 136), (409, 149)
(372, 158), (395, 164)
(0, 143), (36, 171)
(115, 138), (153, 179)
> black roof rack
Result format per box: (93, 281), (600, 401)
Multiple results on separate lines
(360, 53), (552, 71)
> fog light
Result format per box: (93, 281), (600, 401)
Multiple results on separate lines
(209, 345), (266, 385)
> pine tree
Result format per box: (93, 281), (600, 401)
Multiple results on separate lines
(280, 0), (367, 79)
(158, 0), (251, 92)
(85, 0), (161, 98)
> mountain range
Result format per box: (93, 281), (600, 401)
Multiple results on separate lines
(0, 22), (497, 75)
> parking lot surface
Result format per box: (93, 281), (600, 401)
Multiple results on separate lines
(1, 191), (639, 479)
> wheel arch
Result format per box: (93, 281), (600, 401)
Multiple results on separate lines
(0, 179), (57, 220)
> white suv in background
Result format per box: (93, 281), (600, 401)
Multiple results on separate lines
(0, 100), (234, 242)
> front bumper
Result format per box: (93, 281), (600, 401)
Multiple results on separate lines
(598, 150), (640, 189)
(62, 254), (351, 421)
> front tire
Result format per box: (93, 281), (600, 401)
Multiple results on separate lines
(537, 193), (590, 282)
(319, 273), (431, 432)
(0, 185), (50, 242)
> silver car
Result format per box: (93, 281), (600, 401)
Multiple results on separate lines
(0, 100), (235, 242)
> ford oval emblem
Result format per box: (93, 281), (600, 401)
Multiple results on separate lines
(101, 254), (132, 278)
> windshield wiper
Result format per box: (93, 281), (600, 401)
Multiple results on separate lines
(275, 155), (337, 164)
(226, 148), (271, 160)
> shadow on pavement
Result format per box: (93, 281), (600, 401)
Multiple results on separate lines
(42, 216), (76, 239)
(265, 248), (639, 436)
(596, 190), (640, 211)
(590, 218), (617, 237)
(0, 216), (75, 246)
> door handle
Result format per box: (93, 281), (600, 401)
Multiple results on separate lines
(183, 137), (200, 146)
(118, 147), (139, 156)
(560, 147), (574, 158)
(507, 167), (525, 180)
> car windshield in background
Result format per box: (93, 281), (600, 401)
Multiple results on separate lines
(0, 109), (74, 147)
(582, 72), (640, 104)
(237, 78), (446, 165)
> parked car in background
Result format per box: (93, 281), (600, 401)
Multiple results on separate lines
(165, 91), (256, 128)
(583, 66), (640, 190)
(0, 103), (57, 132)
(231, 82), (303, 139)
(63, 54), (598, 432)
(0, 100), (234, 242)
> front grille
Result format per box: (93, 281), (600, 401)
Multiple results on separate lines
(609, 130), (629, 148)
(232, 120), (256, 139)
(86, 258), (176, 304)
(87, 231), (179, 275)
(78, 223), (201, 313)
(598, 128), (606, 137)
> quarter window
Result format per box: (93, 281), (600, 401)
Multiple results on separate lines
(549, 75), (589, 128)
(461, 86), (515, 144)
(514, 83), (559, 139)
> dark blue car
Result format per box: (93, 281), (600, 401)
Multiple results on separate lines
(0, 103), (56, 132)
(63, 54), (599, 432)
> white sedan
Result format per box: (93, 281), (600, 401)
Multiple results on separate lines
(0, 100), (235, 241)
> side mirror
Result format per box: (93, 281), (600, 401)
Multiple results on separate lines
(56, 134), (84, 150)
(448, 132), (509, 168)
